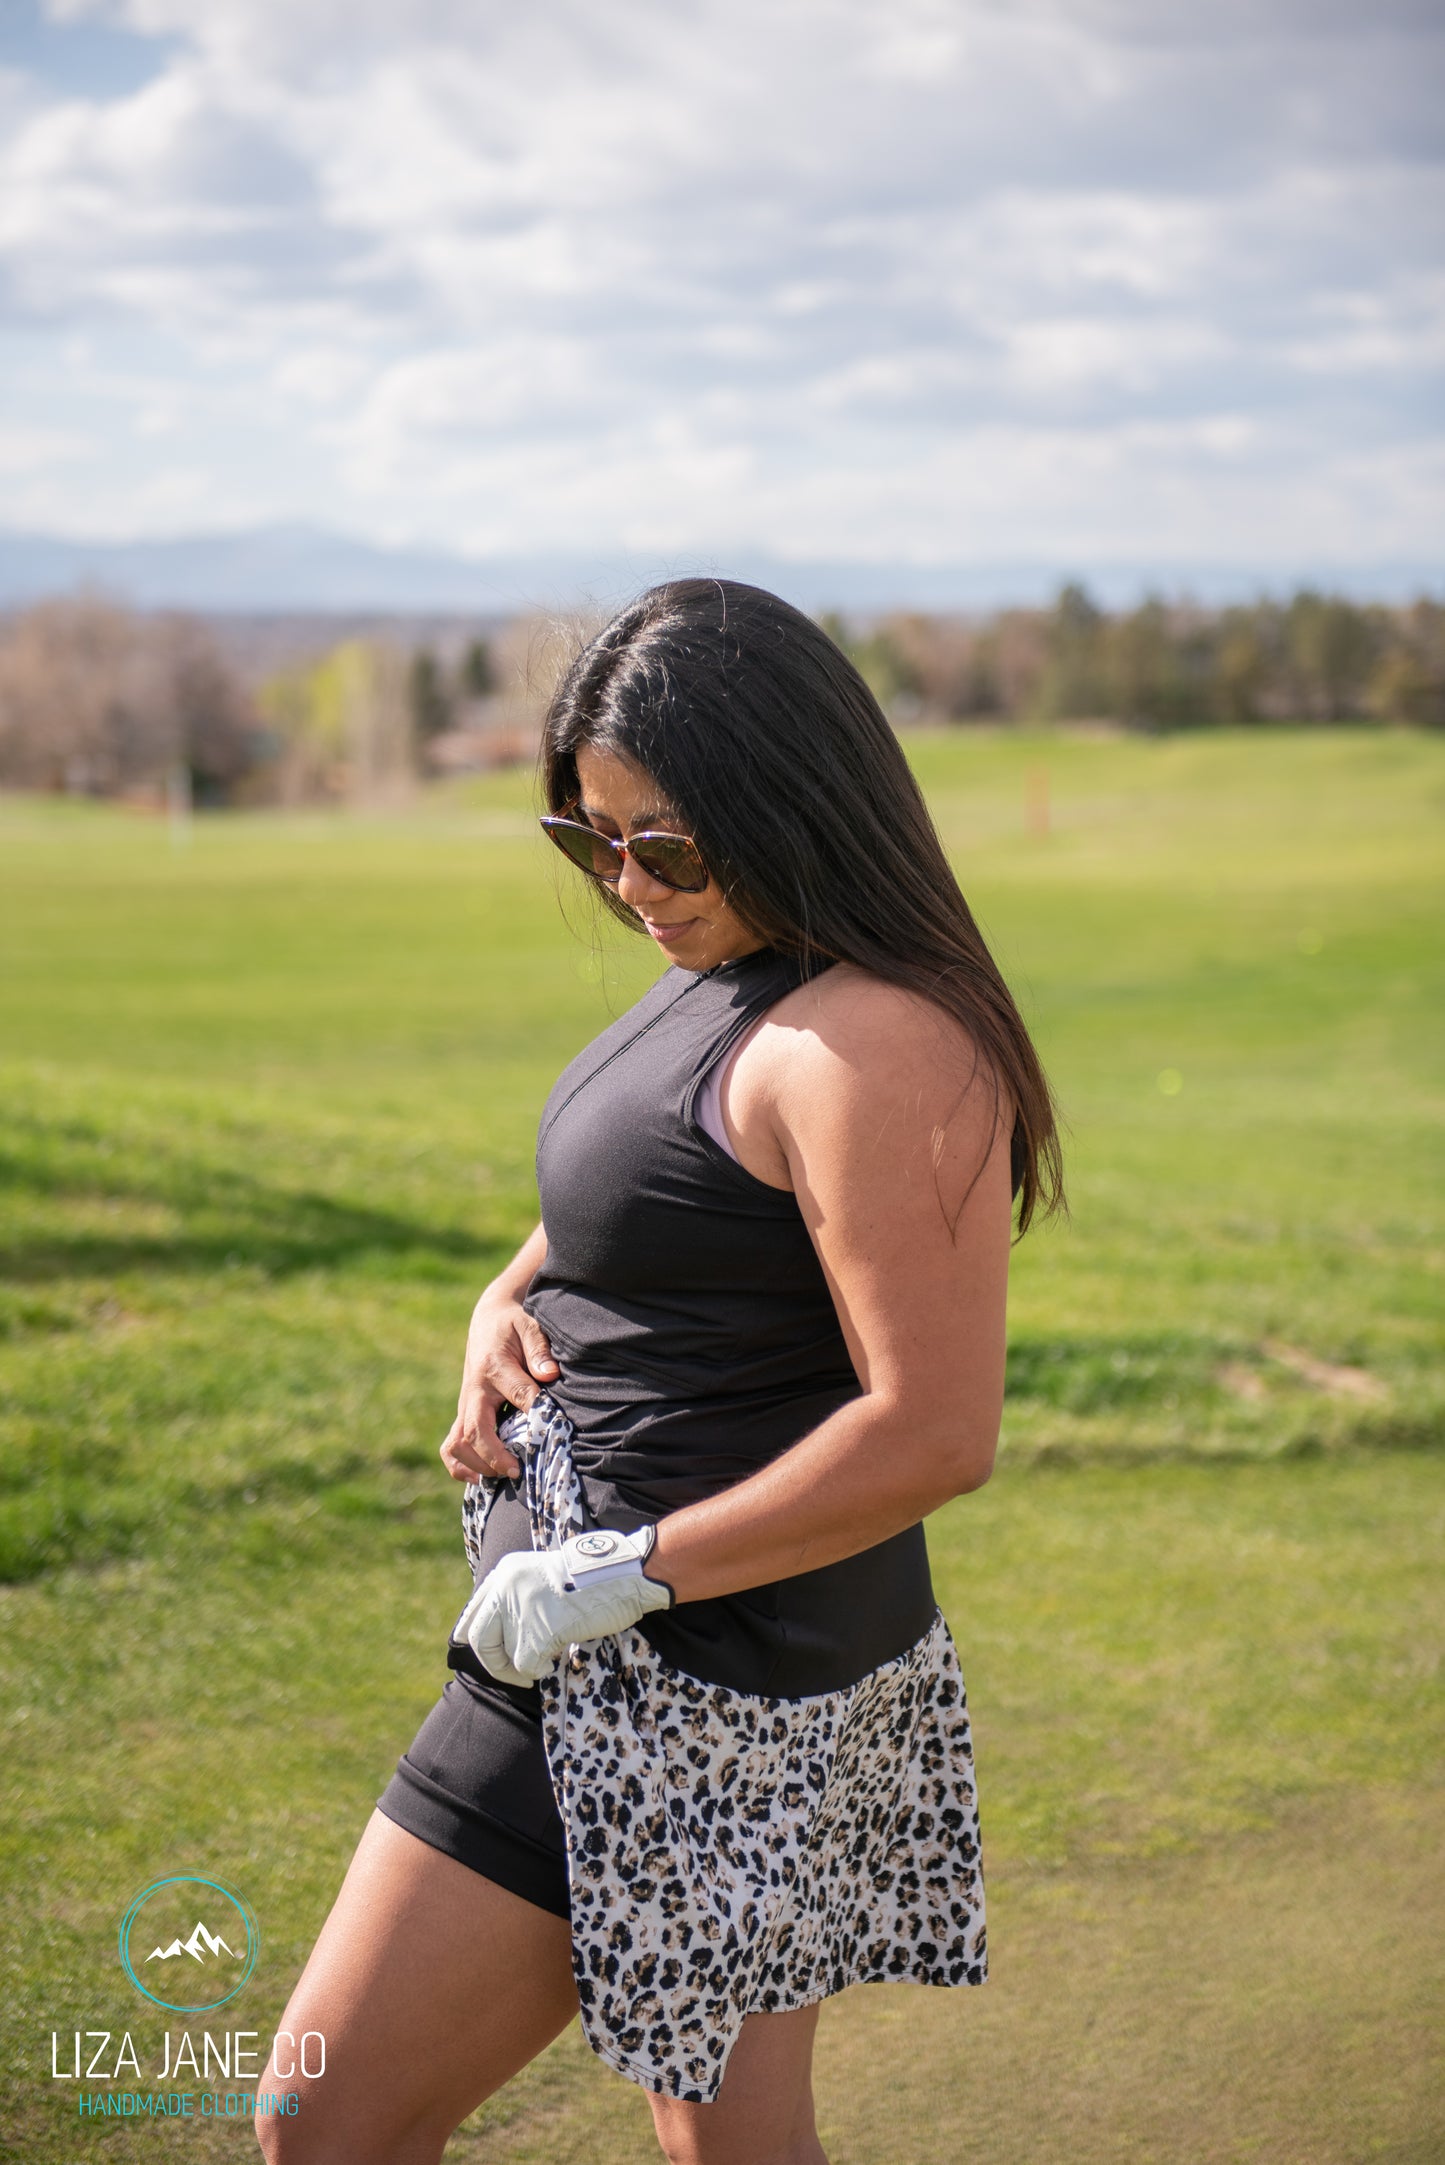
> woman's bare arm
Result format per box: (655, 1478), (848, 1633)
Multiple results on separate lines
(649, 971), (1012, 1603)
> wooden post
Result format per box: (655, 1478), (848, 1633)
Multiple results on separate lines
(1025, 763), (1050, 840)
(166, 761), (193, 849)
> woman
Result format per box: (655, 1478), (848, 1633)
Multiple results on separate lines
(257, 579), (1061, 2165)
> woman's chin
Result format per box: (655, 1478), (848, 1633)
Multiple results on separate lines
(665, 939), (713, 971)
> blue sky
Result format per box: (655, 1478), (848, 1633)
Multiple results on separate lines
(1, 0), (1441, 575)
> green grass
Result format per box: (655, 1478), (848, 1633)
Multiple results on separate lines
(1, 729), (1442, 2162)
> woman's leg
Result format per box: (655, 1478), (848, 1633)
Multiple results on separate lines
(254, 1809), (577, 2165)
(647, 2004), (829, 2165)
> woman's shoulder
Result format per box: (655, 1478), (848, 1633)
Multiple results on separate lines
(730, 963), (998, 1143)
(760, 962), (982, 1070)
(720, 962), (1008, 1190)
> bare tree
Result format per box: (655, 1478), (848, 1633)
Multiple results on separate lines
(0, 597), (258, 797)
(0, 597), (154, 790)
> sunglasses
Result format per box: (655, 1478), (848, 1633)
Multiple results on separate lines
(539, 814), (710, 895)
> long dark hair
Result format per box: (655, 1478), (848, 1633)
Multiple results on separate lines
(540, 578), (1064, 1232)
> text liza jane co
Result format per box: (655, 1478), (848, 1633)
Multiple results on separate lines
(51, 2031), (326, 2082)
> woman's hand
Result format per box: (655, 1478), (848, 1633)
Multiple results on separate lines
(455, 1527), (674, 1685)
(440, 1225), (556, 1484)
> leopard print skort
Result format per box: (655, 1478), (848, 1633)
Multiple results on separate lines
(454, 1396), (987, 2104)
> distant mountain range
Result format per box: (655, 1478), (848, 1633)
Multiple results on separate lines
(0, 523), (1436, 617)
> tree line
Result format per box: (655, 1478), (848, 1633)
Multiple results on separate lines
(0, 599), (508, 805)
(0, 587), (1440, 804)
(827, 585), (1445, 730)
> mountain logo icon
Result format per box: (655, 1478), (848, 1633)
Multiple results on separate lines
(119, 1875), (259, 2014)
(146, 1921), (241, 1965)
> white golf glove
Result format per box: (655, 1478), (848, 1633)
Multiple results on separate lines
(453, 1526), (674, 1687)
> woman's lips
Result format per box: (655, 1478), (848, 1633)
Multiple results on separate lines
(642, 918), (699, 947)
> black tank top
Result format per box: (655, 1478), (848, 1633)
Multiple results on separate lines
(514, 945), (936, 1697)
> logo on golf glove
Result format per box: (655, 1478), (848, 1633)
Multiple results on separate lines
(572, 1530), (622, 1565)
(451, 1526), (674, 1687)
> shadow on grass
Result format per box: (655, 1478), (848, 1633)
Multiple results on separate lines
(0, 1135), (493, 1285)
(1003, 1413), (1445, 1472)
(1007, 1331), (1212, 1413)
(1005, 1330), (1443, 1471)
(0, 1442), (460, 1587)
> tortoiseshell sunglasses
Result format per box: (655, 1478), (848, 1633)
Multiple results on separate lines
(539, 814), (710, 894)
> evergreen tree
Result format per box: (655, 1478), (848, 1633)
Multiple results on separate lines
(459, 638), (495, 700)
(408, 648), (452, 740)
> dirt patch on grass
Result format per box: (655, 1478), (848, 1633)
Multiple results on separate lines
(1261, 1340), (1389, 1403)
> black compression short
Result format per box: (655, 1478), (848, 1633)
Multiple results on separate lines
(376, 1666), (569, 1919)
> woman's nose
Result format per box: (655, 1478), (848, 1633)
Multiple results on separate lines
(615, 849), (674, 910)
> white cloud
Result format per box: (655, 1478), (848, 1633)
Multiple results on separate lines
(0, 422), (89, 474)
(0, 0), (1440, 570)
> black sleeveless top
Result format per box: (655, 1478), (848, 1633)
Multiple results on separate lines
(515, 944), (937, 1698)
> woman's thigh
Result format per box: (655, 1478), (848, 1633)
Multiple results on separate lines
(254, 1809), (577, 2165)
(647, 2004), (827, 2165)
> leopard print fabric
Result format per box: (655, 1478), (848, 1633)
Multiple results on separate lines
(459, 1395), (986, 2105)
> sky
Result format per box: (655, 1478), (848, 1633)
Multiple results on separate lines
(1, 0), (1442, 581)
